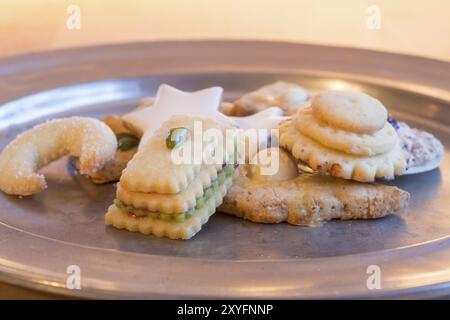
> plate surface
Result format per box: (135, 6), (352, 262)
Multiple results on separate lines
(0, 41), (449, 299)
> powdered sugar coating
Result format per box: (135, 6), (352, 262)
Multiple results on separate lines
(0, 117), (117, 195)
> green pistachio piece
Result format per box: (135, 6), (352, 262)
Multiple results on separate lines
(115, 132), (138, 140)
(116, 132), (140, 151)
(118, 137), (140, 151)
(166, 127), (190, 149)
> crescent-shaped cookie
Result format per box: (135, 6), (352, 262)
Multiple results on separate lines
(0, 117), (117, 195)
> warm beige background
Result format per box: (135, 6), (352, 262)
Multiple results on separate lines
(1, 0), (449, 61)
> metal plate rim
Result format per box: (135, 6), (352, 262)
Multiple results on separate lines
(0, 41), (449, 299)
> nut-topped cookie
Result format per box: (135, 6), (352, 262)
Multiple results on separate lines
(279, 91), (407, 182)
(106, 115), (241, 240)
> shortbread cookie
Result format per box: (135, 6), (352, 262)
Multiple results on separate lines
(107, 175), (232, 240)
(0, 117), (117, 196)
(219, 174), (409, 226)
(295, 108), (397, 156)
(279, 120), (406, 182)
(107, 113), (241, 240)
(312, 91), (387, 134)
(231, 81), (310, 116)
(116, 164), (222, 213)
(120, 115), (235, 193)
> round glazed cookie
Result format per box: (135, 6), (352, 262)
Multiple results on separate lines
(294, 108), (398, 156)
(311, 91), (388, 134)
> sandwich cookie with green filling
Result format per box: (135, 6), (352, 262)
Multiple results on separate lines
(105, 115), (241, 239)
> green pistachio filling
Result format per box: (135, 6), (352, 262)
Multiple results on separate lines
(115, 165), (236, 223)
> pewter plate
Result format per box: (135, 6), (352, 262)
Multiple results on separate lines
(0, 41), (449, 299)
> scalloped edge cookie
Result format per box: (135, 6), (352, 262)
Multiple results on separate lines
(279, 120), (407, 182)
(120, 115), (235, 193)
(117, 164), (221, 213)
(106, 175), (232, 240)
(294, 108), (398, 156)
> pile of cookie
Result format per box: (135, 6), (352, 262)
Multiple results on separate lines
(220, 88), (416, 226)
(280, 91), (407, 182)
(0, 81), (444, 240)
